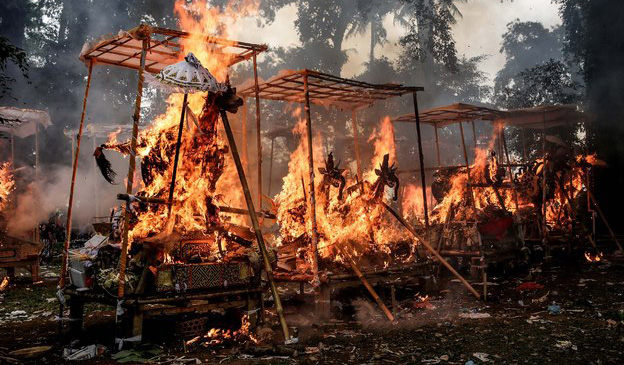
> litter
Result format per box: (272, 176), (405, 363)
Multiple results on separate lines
(548, 304), (561, 314)
(459, 313), (491, 319)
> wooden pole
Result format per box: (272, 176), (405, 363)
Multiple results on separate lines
(93, 135), (98, 218)
(219, 109), (292, 342)
(242, 98), (248, 171)
(500, 125), (519, 211)
(459, 122), (476, 209)
(382, 202), (481, 300)
(10, 131), (14, 165)
(303, 74), (321, 287)
(521, 127), (527, 161)
(267, 137), (274, 197)
(59, 58), (94, 290)
(351, 110), (363, 181)
(587, 188), (623, 252)
(118, 39), (148, 298)
(434, 126), (441, 166)
(471, 121), (477, 148)
(341, 250), (394, 322)
(253, 54), (262, 209)
(167, 93), (188, 215)
(34, 121), (39, 180)
(412, 92), (429, 228)
(541, 116), (548, 248)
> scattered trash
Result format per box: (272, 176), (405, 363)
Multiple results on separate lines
(63, 344), (107, 360)
(548, 304), (561, 314)
(515, 282), (544, 291)
(459, 313), (491, 319)
(465, 361), (475, 365)
(8, 346), (52, 359)
(472, 352), (491, 362)
(532, 291), (550, 303)
(111, 346), (164, 363)
(554, 340), (577, 351)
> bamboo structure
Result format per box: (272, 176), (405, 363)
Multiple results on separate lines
(351, 110), (363, 181)
(412, 92), (429, 228)
(253, 54), (262, 209)
(219, 110), (292, 341)
(303, 74), (321, 287)
(118, 37), (148, 298)
(382, 202), (481, 300)
(59, 58), (94, 290)
(167, 93), (189, 215)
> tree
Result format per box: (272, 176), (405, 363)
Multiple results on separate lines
(554, 0), (624, 232)
(497, 59), (581, 109)
(0, 37), (29, 99)
(495, 20), (567, 98)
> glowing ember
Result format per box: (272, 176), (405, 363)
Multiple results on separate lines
(584, 251), (602, 263)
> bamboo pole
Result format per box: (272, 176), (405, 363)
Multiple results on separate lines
(412, 92), (429, 228)
(500, 126), (519, 211)
(351, 110), (363, 181)
(242, 98), (248, 171)
(303, 74), (321, 287)
(59, 58), (94, 290)
(587, 188), (623, 252)
(10, 131), (14, 165)
(219, 109), (292, 342)
(167, 93), (189, 215)
(341, 249), (394, 322)
(471, 121), (477, 148)
(253, 54), (262, 209)
(93, 135), (98, 218)
(434, 126), (441, 166)
(118, 39), (148, 298)
(267, 137), (274, 197)
(459, 122), (476, 209)
(382, 202), (481, 300)
(34, 121), (39, 180)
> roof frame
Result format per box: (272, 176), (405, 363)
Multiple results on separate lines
(80, 24), (268, 73)
(239, 69), (423, 110)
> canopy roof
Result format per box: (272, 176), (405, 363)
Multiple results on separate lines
(0, 107), (52, 138)
(239, 69), (423, 110)
(79, 24), (267, 73)
(392, 103), (502, 128)
(496, 105), (589, 129)
(393, 103), (589, 130)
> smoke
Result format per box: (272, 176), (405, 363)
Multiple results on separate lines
(7, 148), (127, 237)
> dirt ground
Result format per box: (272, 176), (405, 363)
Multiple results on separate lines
(1, 254), (623, 364)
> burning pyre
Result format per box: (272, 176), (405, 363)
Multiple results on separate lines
(274, 116), (414, 272)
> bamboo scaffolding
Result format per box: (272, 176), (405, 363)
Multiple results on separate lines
(118, 38), (148, 298)
(412, 92), (429, 228)
(253, 54), (262, 209)
(382, 202), (481, 300)
(219, 109), (292, 342)
(303, 74), (321, 287)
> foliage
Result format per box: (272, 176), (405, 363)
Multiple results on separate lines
(497, 59), (582, 109)
(0, 36), (29, 99)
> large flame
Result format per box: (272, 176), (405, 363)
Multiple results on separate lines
(274, 115), (411, 267)
(108, 1), (258, 248)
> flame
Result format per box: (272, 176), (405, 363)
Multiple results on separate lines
(274, 115), (411, 267)
(0, 163), (15, 211)
(584, 251), (602, 263)
(105, 1), (260, 252)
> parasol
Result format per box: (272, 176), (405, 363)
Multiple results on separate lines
(151, 53), (225, 214)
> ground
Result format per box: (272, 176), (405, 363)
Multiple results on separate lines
(0, 254), (623, 364)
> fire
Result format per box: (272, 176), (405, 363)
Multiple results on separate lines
(104, 1), (261, 250)
(584, 251), (602, 263)
(274, 115), (411, 267)
(0, 163), (15, 211)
